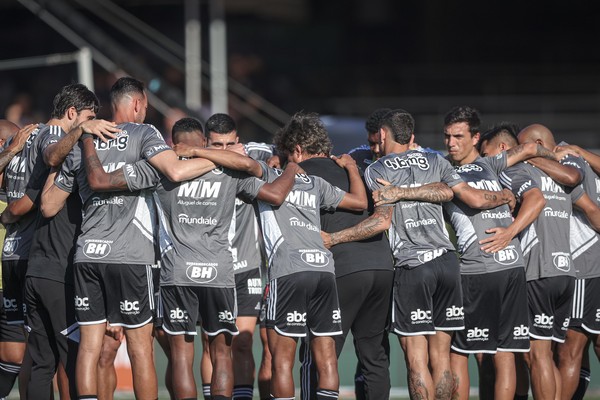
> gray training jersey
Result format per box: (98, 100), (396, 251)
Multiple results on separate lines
(2, 124), (58, 261)
(123, 161), (264, 288)
(444, 153), (525, 274)
(257, 163), (345, 281)
(500, 161), (581, 281)
(364, 150), (463, 269)
(55, 122), (170, 265)
(231, 142), (273, 276)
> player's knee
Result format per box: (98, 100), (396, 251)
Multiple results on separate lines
(233, 332), (254, 355)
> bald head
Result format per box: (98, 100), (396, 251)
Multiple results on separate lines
(517, 124), (557, 150)
(0, 120), (19, 145)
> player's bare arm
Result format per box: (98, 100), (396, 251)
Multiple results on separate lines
(480, 188), (545, 253)
(40, 169), (70, 218)
(0, 194), (34, 225)
(334, 154), (368, 211)
(255, 162), (302, 205)
(555, 144), (600, 176)
(573, 193), (600, 233)
(44, 119), (120, 167)
(526, 157), (582, 187)
(452, 182), (516, 210)
(321, 205), (393, 248)
(174, 144), (264, 178)
(81, 136), (130, 192)
(505, 142), (565, 167)
(373, 179), (453, 206)
(0, 124), (37, 172)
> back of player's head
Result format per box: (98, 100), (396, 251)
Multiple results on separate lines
(380, 109), (414, 145)
(172, 117), (204, 144)
(365, 108), (392, 134)
(274, 111), (332, 156)
(444, 106), (481, 137)
(479, 123), (520, 150)
(50, 83), (99, 119)
(205, 113), (236, 135)
(110, 77), (145, 108)
(0, 120), (19, 142)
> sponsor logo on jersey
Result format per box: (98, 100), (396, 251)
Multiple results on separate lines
(247, 278), (262, 294)
(562, 317), (570, 330)
(295, 173), (311, 183)
(169, 307), (188, 322)
(410, 308), (432, 323)
(513, 324), (529, 338)
(6, 190), (24, 200)
(481, 210), (512, 220)
(7, 155), (25, 174)
(289, 217), (319, 232)
(552, 252), (571, 272)
(233, 260), (248, 271)
(543, 207), (569, 219)
(517, 181), (532, 197)
(218, 310), (235, 323)
(534, 313), (554, 328)
(120, 300), (140, 315)
(455, 164), (483, 173)
(299, 249), (329, 267)
(417, 248), (445, 264)
(286, 311), (306, 326)
(332, 308), (341, 322)
(144, 144), (170, 158)
(2, 238), (19, 256)
(91, 196), (124, 207)
(177, 214), (217, 225)
(211, 166), (224, 175)
(95, 135), (129, 151)
(125, 164), (137, 178)
(467, 327), (490, 340)
(185, 263), (218, 284)
(235, 198), (245, 206)
(404, 218), (437, 229)
(177, 180), (222, 199)
(286, 190), (316, 209)
(493, 245), (520, 266)
(541, 177), (565, 194)
(445, 305), (464, 321)
(83, 240), (112, 259)
(74, 296), (90, 311)
(3, 297), (17, 311)
(468, 179), (502, 191)
(384, 153), (430, 171)
(103, 162), (126, 173)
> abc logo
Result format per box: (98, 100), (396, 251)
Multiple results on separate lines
(218, 310), (234, 321)
(513, 324), (529, 337)
(83, 242), (111, 259)
(410, 309), (432, 321)
(493, 247), (519, 266)
(287, 311), (306, 323)
(3, 298), (17, 310)
(332, 309), (341, 321)
(301, 250), (329, 267)
(534, 313), (554, 326)
(467, 327), (489, 338)
(74, 296), (89, 308)
(170, 308), (187, 320)
(186, 265), (218, 284)
(120, 300), (140, 312)
(446, 306), (464, 318)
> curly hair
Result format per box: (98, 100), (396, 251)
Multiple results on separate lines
(50, 83), (99, 119)
(274, 111), (332, 156)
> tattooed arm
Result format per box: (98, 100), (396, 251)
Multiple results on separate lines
(82, 136), (129, 192)
(452, 182), (516, 210)
(0, 124), (37, 173)
(321, 205), (393, 248)
(373, 180), (453, 207)
(556, 144), (600, 176)
(526, 157), (582, 187)
(505, 142), (559, 167)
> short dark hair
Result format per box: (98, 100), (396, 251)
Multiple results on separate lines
(381, 109), (415, 145)
(274, 111), (332, 156)
(205, 113), (236, 135)
(365, 108), (392, 134)
(110, 77), (145, 107)
(50, 83), (99, 119)
(172, 117), (204, 143)
(479, 123), (520, 151)
(444, 106), (481, 137)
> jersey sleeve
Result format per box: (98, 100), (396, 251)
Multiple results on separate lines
(244, 142), (274, 162)
(560, 154), (586, 181)
(436, 154), (463, 187)
(140, 124), (172, 160)
(500, 165), (538, 201)
(487, 151), (509, 175)
(315, 176), (345, 211)
(570, 183), (585, 203)
(54, 147), (81, 194)
(122, 160), (161, 191)
(236, 173), (265, 202)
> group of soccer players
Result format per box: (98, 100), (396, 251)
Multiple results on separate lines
(0, 76), (599, 400)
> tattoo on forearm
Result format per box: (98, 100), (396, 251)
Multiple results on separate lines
(483, 193), (497, 202)
(404, 183), (452, 203)
(506, 145), (524, 158)
(535, 144), (557, 160)
(408, 368), (429, 400)
(331, 206), (392, 245)
(84, 153), (103, 172)
(108, 170), (127, 188)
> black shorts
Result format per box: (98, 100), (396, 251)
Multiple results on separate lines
(259, 282), (269, 329)
(74, 263), (154, 328)
(161, 285), (238, 336)
(0, 291), (25, 342)
(452, 268), (529, 354)
(2, 260), (28, 325)
(151, 263), (163, 328)
(527, 276), (575, 342)
(235, 268), (262, 317)
(391, 251), (464, 336)
(569, 277), (600, 334)
(266, 271), (342, 338)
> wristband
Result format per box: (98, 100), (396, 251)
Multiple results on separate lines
(80, 132), (94, 141)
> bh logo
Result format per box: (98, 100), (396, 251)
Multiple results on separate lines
(493, 246), (519, 265)
(3, 238), (18, 256)
(552, 252), (570, 272)
(300, 250), (329, 267)
(83, 242), (111, 259)
(186, 265), (217, 284)
(418, 249), (444, 264)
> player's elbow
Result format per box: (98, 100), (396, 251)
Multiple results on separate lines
(562, 171), (583, 187)
(40, 203), (59, 218)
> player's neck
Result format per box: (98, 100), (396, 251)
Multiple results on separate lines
(457, 149), (479, 166)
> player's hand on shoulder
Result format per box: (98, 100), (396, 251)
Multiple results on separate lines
(554, 144), (580, 160)
(9, 123), (38, 151)
(80, 119), (120, 142)
(332, 153), (357, 170)
(227, 143), (247, 156)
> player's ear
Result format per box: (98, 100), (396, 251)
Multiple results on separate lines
(409, 134), (415, 146)
(67, 106), (77, 121)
